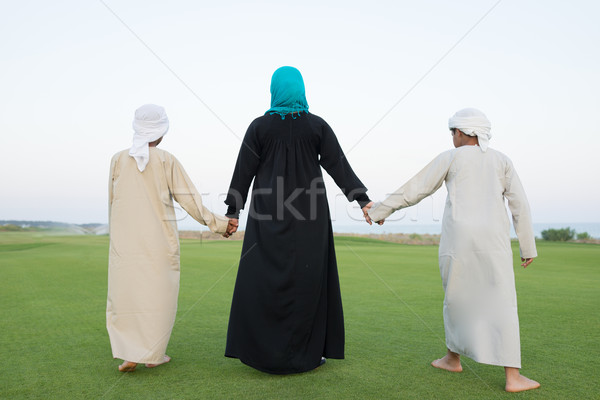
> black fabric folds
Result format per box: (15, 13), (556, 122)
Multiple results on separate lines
(224, 113), (370, 374)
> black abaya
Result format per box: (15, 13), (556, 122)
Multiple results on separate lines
(224, 112), (370, 374)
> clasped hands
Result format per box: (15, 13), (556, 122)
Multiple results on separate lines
(223, 218), (239, 238)
(362, 202), (384, 226)
(223, 202), (382, 238)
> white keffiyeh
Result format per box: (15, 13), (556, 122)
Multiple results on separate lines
(129, 104), (169, 172)
(448, 108), (492, 152)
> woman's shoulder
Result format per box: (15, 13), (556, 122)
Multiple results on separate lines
(248, 112), (328, 133)
(299, 112), (329, 129)
(301, 113), (331, 135)
(251, 112), (324, 123)
(305, 112), (325, 123)
(245, 114), (277, 133)
(250, 114), (270, 125)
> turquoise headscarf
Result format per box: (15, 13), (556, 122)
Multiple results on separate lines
(265, 66), (309, 119)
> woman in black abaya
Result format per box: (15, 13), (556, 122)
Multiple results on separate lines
(224, 66), (374, 374)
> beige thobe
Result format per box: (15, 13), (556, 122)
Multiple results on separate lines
(369, 145), (536, 368)
(107, 148), (228, 363)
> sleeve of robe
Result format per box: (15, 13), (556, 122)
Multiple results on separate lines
(224, 123), (262, 218)
(503, 160), (537, 259)
(168, 155), (229, 234)
(318, 121), (371, 208)
(368, 150), (454, 222)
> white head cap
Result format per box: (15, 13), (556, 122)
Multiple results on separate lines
(448, 108), (491, 152)
(129, 104), (169, 171)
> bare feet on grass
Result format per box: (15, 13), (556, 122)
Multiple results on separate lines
(146, 355), (171, 368)
(505, 367), (540, 392)
(431, 349), (463, 372)
(118, 361), (137, 372)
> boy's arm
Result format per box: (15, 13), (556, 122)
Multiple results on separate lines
(369, 150), (454, 222)
(504, 160), (537, 260)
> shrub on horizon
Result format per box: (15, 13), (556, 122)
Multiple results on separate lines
(541, 227), (575, 241)
(0, 224), (23, 232)
(576, 232), (591, 240)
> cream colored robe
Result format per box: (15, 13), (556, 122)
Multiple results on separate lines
(369, 145), (536, 368)
(107, 148), (228, 363)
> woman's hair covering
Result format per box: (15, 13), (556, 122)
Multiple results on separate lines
(265, 66), (309, 120)
(448, 108), (492, 152)
(129, 104), (169, 172)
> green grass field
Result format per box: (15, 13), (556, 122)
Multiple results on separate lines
(0, 232), (598, 399)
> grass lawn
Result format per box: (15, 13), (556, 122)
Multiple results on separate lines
(0, 232), (598, 399)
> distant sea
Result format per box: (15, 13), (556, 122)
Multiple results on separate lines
(331, 222), (600, 239)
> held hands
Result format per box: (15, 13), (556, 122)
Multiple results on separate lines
(223, 204), (385, 235)
(362, 202), (384, 226)
(521, 257), (534, 268)
(223, 218), (239, 238)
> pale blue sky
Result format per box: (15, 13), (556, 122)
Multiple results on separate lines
(1, 1), (599, 230)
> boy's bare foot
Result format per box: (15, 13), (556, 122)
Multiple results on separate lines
(431, 350), (462, 372)
(505, 368), (540, 392)
(145, 355), (171, 368)
(118, 361), (137, 372)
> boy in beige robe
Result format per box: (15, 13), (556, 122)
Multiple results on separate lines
(107, 104), (232, 372)
(368, 108), (540, 392)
